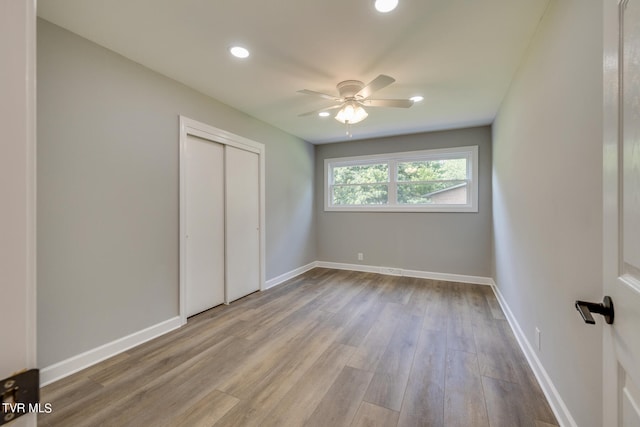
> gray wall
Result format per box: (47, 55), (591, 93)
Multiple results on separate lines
(37, 19), (316, 367)
(492, 1), (602, 426)
(315, 127), (492, 277)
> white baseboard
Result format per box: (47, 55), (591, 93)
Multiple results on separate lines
(264, 261), (318, 289)
(490, 281), (576, 427)
(40, 316), (182, 387)
(316, 261), (381, 275)
(315, 261), (493, 286)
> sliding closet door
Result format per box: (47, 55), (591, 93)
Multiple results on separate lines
(185, 135), (225, 316)
(225, 145), (260, 302)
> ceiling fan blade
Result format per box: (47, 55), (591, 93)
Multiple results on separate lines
(297, 89), (341, 101)
(298, 104), (343, 117)
(363, 99), (414, 108)
(356, 74), (396, 99)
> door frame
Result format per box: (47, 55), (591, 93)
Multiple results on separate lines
(178, 116), (266, 325)
(602, 1), (619, 424)
(0, 0), (37, 425)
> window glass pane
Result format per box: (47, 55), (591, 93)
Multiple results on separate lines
(332, 184), (388, 205)
(325, 146), (477, 212)
(397, 158), (467, 182)
(398, 181), (467, 205)
(332, 163), (389, 184)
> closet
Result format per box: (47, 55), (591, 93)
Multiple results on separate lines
(180, 117), (264, 319)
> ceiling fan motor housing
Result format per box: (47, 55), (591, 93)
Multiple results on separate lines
(337, 80), (365, 99)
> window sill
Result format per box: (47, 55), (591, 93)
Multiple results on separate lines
(324, 205), (478, 213)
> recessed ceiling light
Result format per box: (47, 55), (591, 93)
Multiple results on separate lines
(229, 46), (250, 59)
(318, 111), (331, 117)
(410, 95), (424, 102)
(375, 0), (398, 13)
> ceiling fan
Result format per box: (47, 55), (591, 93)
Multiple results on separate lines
(298, 75), (414, 131)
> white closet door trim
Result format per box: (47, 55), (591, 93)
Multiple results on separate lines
(179, 116), (266, 325)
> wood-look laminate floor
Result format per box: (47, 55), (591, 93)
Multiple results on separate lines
(39, 268), (559, 427)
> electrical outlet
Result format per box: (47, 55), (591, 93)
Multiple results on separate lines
(357, 253), (363, 261)
(535, 327), (541, 351)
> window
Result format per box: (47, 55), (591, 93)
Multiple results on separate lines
(324, 146), (478, 212)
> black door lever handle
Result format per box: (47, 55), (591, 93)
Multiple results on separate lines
(575, 296), (614, 325)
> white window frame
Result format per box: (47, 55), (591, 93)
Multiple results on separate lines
(324, 146), (478, 213)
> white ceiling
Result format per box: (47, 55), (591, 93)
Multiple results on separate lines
(38, 0), (550, 144)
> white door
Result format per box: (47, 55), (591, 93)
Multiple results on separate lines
(603, 1), (640, 425)
(0, 0), (37, 426)
(185, 135), (225, 316)
(225, 145), (260, 302)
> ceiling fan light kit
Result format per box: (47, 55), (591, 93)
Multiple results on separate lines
(335, 101), (368, 124)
